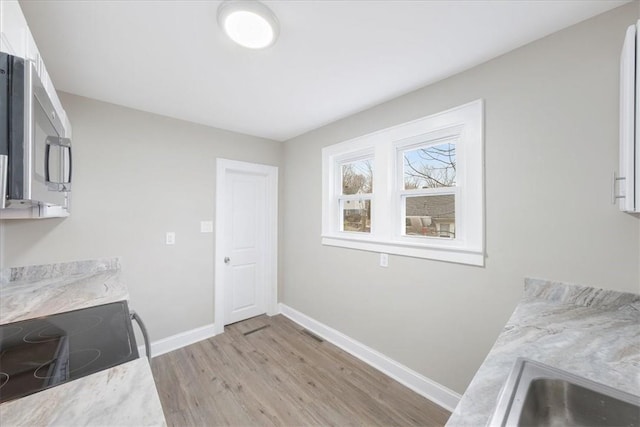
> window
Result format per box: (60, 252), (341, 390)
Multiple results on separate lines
(339, 157), (373, 233)
(322, 100), (484, 266)
(399, 139), (457, 240)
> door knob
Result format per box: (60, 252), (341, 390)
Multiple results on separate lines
(224, 257), (231, 264)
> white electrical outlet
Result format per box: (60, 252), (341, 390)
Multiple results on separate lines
(166, 232), (175, 245)
(200, 221), (214, 233)
(380, 253), (388, 267)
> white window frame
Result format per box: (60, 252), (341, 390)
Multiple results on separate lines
(321, 100), (484, 266)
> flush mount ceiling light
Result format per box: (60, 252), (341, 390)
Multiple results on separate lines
(217, 0), (279, 49)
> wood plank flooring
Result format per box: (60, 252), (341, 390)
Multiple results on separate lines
(151, 314), (451, 426)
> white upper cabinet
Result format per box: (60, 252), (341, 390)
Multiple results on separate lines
(618, 20), (639, 213)
(0, 0), (29, 57)
(0, 0), (71, 137)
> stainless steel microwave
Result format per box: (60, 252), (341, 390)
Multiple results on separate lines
(0, 52), (71, 218)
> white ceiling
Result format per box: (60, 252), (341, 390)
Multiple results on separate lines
(20, 0), (629, 141)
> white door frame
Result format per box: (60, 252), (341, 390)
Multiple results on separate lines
(214, 158), (278, 335)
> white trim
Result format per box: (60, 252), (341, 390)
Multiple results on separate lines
(278, 303), (461, 412)
(321, 236), (484, 266)
(214, 158), (279, 335)
(140, 323), (217, 358)
(636, 19), (640, 211)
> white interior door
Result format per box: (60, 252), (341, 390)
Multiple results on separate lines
(215, 158), (278, 333)
(223, 171), (267, 324)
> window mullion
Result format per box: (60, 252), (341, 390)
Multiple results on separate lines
(399, 187), (456, 197)
(338, 194), (372, 202)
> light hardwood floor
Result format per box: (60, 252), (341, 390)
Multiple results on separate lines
(151, 314), (451, 426)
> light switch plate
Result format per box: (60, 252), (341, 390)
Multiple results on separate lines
(166, 232), (175, 245)
(200, 221), (214, 233)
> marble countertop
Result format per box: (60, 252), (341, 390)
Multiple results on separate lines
(0, 258), (166, 426)
(446, 278), (640, 426)
(0, 358), (165, 426)
(0, 258), (128, 325)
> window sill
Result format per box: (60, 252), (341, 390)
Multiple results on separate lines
(321, 235), (485, 266)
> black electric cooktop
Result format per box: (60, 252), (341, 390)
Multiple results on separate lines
(0, 301), (139, 404)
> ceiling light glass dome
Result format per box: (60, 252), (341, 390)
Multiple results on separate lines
(217, 1), (280, 49)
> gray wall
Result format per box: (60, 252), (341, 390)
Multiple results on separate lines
(1, 93), (283, 340)
(282, 2), (640, 394)
(1, 1), (638, 400)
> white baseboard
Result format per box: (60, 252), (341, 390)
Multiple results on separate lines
(278, 303), (461, 412)
(138, 323), (217, 359)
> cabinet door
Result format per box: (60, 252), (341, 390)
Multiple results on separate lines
(619, 23), (636, 212)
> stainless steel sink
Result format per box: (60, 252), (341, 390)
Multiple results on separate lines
(488, 358), (640, 427)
